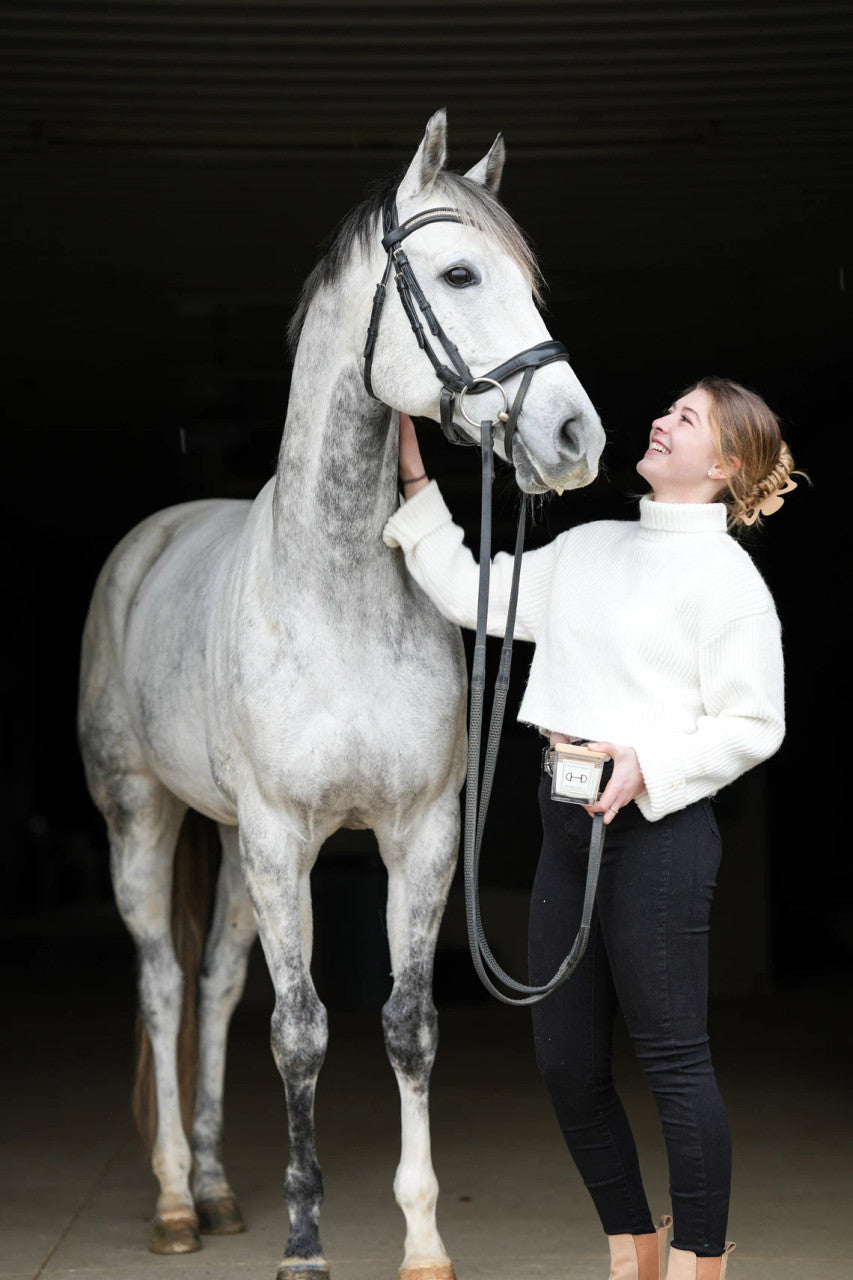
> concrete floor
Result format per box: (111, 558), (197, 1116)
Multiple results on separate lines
(2, 909), (851, 1280)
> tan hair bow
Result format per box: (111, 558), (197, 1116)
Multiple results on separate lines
(742, 477), (798, 525)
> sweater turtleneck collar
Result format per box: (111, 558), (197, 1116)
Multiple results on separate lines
(638, 493), (728, 533)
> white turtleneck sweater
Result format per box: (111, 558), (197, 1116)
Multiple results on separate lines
(383, 482), (785, 822)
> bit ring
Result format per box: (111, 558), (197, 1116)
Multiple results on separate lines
(458, 377), (510, 428)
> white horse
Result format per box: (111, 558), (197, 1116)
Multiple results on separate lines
(77, 109), (605, 1280)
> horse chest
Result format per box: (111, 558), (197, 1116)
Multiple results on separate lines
(214, 593), (466, 819)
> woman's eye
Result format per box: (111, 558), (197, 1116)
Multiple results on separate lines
(443, 265), (476, 287)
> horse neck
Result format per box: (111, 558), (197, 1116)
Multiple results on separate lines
(272, 290), (398, 570)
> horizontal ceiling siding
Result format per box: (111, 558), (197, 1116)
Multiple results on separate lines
(4, 2), (851, 144)
(2, 0), (852, 280)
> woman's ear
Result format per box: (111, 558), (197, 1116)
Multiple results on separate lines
(708, 455), (741, 481)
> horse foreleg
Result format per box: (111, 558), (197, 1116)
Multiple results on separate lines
(238, 805), (329, 1280)
(106, 778), (200, 1253)
(191, 821), (258, 1233)
(377, 795), (460, 1280)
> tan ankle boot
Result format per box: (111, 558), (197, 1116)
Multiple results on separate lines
(608, 1214), (673, 1279)
(665, 1242), (736, 1279)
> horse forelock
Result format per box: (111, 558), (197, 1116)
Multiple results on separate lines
(286, 169), (544, 358)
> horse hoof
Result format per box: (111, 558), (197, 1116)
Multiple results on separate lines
(197, 1195), (245, 1234)
(400, 1266), (456, 1280)
(149, 1212), (201, 1254)
(276, 1262), (330, 1280)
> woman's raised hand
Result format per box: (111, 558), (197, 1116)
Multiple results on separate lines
(398, 413), (430, 497)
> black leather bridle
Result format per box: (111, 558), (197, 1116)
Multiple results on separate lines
(362, 189), (570, 454)
(365, 187), (604, 1006)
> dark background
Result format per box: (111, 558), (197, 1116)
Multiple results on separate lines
(2, 1), (850, 1012)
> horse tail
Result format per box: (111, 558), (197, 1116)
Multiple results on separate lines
(132, 809), (219, 1154)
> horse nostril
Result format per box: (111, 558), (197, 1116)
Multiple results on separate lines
(558, 415), (583, 459)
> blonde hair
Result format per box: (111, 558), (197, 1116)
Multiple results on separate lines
(682, 376), (803, 531)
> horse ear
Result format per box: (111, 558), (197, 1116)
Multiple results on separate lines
(464, 133), (505, 194)
(396, 108), (448, 204)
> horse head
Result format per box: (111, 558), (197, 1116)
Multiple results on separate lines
(363, 109), (606, 494)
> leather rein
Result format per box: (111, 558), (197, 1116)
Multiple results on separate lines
(364, 188), (604, 1005)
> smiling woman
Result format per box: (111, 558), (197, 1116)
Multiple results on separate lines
(384, 377), (803, 1280)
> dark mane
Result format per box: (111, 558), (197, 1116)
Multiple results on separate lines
(286, 169), (543, 357)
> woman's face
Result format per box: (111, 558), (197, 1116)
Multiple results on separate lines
(635, 386), (726, 502)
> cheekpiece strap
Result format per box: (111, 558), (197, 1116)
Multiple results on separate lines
(440, 385), (474, 447)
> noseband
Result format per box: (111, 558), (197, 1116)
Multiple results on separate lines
(362, 189), (570, 456)
(364, 187), (604, 1007)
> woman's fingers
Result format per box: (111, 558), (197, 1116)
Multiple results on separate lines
(591, 776), (622, 823)
(596, 787), (624, 825)
(583, 742), (620, 823)
(398, 411), (425, 478)
(584, 741), (644, 824)
(582, 795), (621, 824)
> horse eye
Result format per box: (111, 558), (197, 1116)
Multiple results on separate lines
(443, 265), (476, 287)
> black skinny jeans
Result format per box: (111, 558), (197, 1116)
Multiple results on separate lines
(529, 773), (732, 1256)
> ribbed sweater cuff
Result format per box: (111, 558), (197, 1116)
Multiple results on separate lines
(382, 480), (452, 550)
(632, 736), (688, 820)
